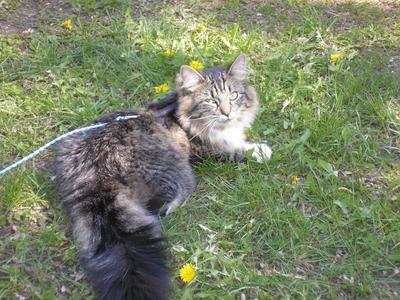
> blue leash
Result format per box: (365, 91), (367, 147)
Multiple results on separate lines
(0, 115), (139, 176)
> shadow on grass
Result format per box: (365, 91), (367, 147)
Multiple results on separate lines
(1, 0), (399, 37)
(192, 0), (399, 32)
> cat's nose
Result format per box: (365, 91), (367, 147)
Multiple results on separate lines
(221, 110), (230, 117)
(220, 102), (231, 117)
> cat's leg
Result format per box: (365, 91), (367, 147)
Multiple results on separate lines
(150, 165), (196, 217)
(164, 169), (196, 215)
(190, 136), (272, 162)
(149, 191), (183, 217)
(244, 142), (273, 162)
(163, 194), (186, 216)
(159, 188), (193, 216)
(216, 141), (272, 162)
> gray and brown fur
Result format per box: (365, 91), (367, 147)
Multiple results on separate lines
(55, 54), (271, 300)
(176, 54), (272, 161)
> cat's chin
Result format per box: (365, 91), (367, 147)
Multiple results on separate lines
(218, 115), (233, 123)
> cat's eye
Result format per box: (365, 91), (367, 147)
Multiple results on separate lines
(229, 92), (239, 101)
(205, 99), (216, 105)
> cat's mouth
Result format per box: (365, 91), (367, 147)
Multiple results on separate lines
(218, 115), (232, 123)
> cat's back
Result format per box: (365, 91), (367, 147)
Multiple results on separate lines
(55, 110), (190, 198)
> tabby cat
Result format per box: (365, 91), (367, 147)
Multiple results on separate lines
(55, 54), (272, 300)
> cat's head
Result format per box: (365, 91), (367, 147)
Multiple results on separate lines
(176, 54), (259, 139)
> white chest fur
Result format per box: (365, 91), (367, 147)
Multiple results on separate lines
(208, 124), (246, 152)
(208, 123), (272, 161)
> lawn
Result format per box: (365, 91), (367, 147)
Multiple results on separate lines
(0, 0), (399, 299)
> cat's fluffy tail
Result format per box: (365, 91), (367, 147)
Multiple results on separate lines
(80, 214), (169, 300)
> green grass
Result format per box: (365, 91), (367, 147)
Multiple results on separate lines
(1, 0), (399, 299)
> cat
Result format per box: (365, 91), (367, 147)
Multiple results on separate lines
(175, 54), (272, 164)
(54, 54), (272, 300)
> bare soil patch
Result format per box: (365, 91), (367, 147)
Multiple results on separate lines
(0, 0), (72, 36)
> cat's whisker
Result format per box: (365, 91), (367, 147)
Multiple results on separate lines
(189, 119), (214, 141)
(189, 115), (217, 121)
(209, 119), (220, 133)
(189, 118), (218, 141)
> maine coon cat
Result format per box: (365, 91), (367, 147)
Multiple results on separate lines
(55, 54), (272, 300)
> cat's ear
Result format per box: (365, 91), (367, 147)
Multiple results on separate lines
(177, 66), (205, 90)
(228, 54), (249, 81)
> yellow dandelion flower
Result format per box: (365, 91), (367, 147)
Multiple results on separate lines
(164, 49), (174, 58)
(189, 60), (204, 70)
(291, 176), (300, 185)
(179, 263), (196, 284)
(245, 130), (252, 140)
(63, 19), (73, 30)
(330, 53), (345, 62)
(154, 83), (170, 94)
(195, 23), (206, 32)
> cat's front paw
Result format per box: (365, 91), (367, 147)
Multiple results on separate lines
(248, 143), (272, 162)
